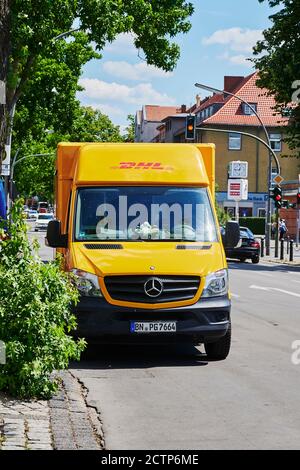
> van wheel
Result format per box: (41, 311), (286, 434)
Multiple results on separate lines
(204, 322), (231, 361)
(252, 255), (260, 264)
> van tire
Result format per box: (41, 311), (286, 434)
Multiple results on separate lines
(204, 322), (231, 361)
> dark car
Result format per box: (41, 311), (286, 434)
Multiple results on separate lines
(223, 226), (260, 264)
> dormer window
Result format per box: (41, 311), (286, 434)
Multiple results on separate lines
(243, 103), (257, 115)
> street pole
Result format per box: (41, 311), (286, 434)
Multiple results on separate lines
(195, 83), (280, 256)
(235, 200), (240, 223)
(274, 208), (279, 258)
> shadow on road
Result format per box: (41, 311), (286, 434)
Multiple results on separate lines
(227, 260), (300, 273)
(70, 343), (208, 370)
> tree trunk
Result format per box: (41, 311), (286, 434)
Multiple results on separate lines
(0, 0), (11, 165)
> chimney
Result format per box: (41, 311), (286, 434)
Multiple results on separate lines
(181, 104), (187, 113)
(224, 76), (244, 93)
(196, 94), (201, 108)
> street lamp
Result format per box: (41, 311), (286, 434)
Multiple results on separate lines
(52, 28), (82, 42)
(195, 82), (280, 256)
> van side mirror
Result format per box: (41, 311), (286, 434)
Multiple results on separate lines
(46, 220), (68, 248)
(224, 221), (240, 248)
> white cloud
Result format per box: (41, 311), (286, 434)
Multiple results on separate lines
(219, 52), (253, 67)
(103, 33), (137, 55)
(102, 61), (172, 81)
(88, 103), (124, 116)
(203, 28), (263, 53)
(79, 78), (175, 106)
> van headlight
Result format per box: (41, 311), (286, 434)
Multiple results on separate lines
(202, 269), (228, 298)
(71, 269), (103, 297)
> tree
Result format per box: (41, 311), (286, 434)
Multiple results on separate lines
(253, 0), (300, 154)
(0, 0), (10, 158)
(124, 114), (135, 142)
(0, 0), (194, 163)
(13, 106), (123, 201)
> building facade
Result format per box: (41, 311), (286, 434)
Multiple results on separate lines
(135, 105), (184, 143)
(134, 73), (299, 222)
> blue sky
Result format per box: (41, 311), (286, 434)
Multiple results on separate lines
(78, 0), (275, 131)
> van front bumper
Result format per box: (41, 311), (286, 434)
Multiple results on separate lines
(72, 296), (231, 344)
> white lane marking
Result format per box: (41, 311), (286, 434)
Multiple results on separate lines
(249, 285), (269, 291)
(292, 280), (300, 284)
(273, 288), (300, 298)
(231, 293), (240, 298)
(250, 285), (300, 298)
(288, 271), (300, 275)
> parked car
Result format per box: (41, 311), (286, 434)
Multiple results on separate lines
(223, 226), (260, 264)
(35, 213), (54, 231)
(28, 209), (38, 220)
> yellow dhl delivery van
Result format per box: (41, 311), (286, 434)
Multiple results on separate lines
(46, 142), (239, 360)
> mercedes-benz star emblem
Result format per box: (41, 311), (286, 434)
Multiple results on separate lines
(144, 277), (163, 298)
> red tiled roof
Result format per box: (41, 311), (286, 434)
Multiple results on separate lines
(195, 93), (226, 113)
(144, 105), (180, 122)
(202, 72), (289, 127)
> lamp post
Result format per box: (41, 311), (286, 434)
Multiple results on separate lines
(195, 82), (281, 256)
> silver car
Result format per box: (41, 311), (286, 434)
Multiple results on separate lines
(35, 213), (54, 231)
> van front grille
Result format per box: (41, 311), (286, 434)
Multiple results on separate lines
(104, 275), (200, 304)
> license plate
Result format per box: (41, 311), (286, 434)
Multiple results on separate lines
(130, 321), (177, 334)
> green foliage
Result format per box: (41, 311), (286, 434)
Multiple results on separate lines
(1, 0), (194, 162)
(124, 114), (135, 143)
(239, 217), (266, 235)
(0, 200), (85, 398)
(253, 0), (300, 155)
(215, 183), (229, 224)
(13, 106), (123, 201)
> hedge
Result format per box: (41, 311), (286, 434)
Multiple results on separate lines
(239, 217), (265, 235)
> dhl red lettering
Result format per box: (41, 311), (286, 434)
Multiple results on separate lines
(119, 162), (136, 169)
(111, 162), (174, 171)
(134, 162), (154, 169)
(151, 163), (164, 169)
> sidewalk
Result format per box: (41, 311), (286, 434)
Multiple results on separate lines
(260, 239), (300, 267)
(0, 371), (105, 450)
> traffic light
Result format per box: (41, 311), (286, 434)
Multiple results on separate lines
(282, 200), (289, 208)
(271, 185), (282, 209)
(185, 115), (196, 140)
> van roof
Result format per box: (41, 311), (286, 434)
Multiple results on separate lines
(60, 143), (212, 187)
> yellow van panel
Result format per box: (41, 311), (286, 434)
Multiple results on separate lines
(71, 241), (224, 309)
(74, 143), (210, 186)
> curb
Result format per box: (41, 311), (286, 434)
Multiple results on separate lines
(261, 258), (300, 267)
(0, 370), (105, 450)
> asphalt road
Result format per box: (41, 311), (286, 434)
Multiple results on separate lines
(29, 225), (300, 450)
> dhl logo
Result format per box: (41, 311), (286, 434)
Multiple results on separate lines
(111, 162), (174, 171)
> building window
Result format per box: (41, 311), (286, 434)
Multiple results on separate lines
(228, 132), (241, 150)
(270, 133), (282, 152)
(243, 103), (257, 115)
(258, 208), (266, 218)
(165, 120), (172, 132)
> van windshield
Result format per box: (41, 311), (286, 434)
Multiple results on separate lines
(74, 187), (218, 242)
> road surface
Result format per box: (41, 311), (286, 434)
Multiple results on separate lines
(30, 226), (300, 450)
